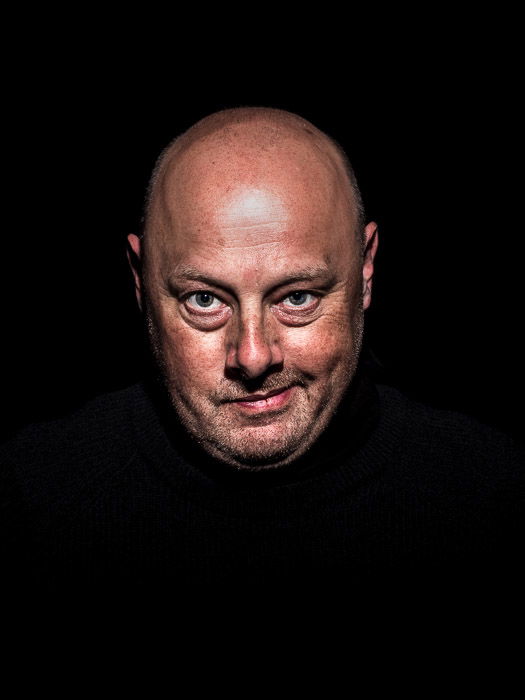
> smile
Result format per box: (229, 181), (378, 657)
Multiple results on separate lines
(230, 386), (295, 412)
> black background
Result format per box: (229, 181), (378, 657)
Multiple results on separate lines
(2, 32), (523, 443)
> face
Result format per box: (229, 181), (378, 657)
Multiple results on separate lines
(129, 135), (377, 470)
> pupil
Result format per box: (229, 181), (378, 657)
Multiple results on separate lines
(290, 292), (307, 305)
(197, 293), (213, 307)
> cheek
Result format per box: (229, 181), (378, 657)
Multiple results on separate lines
(282, 314), (355, 374)
(155, 314), (226, 386)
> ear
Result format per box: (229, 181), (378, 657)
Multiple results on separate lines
(362, 222), (379, 311)
(127, 233), (143, 312)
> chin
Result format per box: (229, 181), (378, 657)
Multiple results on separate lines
(192, 406), (334, 471)
(167, 376), (354, 471)
(201, 438), (309, 471)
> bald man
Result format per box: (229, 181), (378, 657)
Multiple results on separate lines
(1, 108), (523, 603)
(127, 107), (376, 471)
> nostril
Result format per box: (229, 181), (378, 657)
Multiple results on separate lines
(225, 312), (284, 379)
(227, 338), (280, 379)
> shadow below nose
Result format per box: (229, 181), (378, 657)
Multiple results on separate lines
(224, 360), (286, 390)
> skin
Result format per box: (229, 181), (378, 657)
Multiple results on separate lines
(128, 108), (378, 470)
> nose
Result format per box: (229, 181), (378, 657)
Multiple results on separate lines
(225, 309), (283, 380)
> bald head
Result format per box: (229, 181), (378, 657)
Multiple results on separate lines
(127, 107), (379, 470)
(141, 107), (365, 258)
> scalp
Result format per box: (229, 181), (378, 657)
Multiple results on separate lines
(142, 107), (365, 255)
(150, 107), (345, 184)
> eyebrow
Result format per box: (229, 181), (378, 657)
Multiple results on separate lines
(168, 264), (335, 291)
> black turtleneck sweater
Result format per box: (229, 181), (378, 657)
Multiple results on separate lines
(1, 371), (523, 606)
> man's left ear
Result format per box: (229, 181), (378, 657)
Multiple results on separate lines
(362, 222), (379, 311)
(127, 233), (143, 312)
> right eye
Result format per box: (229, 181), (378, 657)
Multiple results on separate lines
(184, 291), (226, 312)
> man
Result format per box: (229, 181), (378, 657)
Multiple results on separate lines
(128, 106), (376, 472)
(1, 107), (523, 602)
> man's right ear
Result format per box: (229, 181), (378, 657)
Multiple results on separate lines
(127, 233), (143, 312)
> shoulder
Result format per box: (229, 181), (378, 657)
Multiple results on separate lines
(372, 384), (525, 594)
(374, 382), (524, 501)
(0, 383), (147, 509)
(1, 383), (144, 456)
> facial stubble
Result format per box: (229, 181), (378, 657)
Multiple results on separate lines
(144, 298), (364, 470)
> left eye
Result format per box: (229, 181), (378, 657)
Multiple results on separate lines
(281, 292), (316, 308)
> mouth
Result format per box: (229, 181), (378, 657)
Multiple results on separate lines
(228, 386), (296, 412)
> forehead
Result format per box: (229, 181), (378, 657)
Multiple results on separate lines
(147, 129), (359, 278)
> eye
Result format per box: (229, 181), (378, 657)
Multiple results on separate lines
(185, 291), (225, 311)
(280, 291), (317, 308)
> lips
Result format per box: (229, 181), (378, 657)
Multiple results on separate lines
(229, 386), (295, 412)
(234, 387), (290, 402)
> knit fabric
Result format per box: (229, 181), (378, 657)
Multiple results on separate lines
(1, 372), (523, 605)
